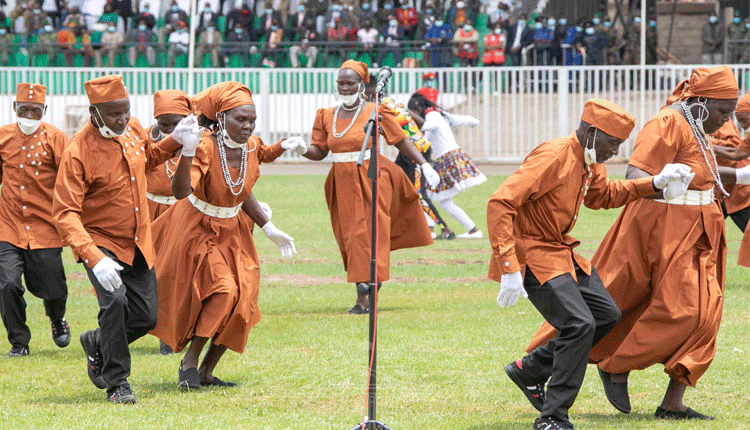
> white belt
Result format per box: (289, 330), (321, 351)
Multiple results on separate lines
(146, 192), (178, 206)
(188, 194), (242, 218)
(655, 189), (714, 206)
(331, 151), (371, 163)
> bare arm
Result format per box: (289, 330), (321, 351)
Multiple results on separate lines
(395, 137), (428, 165)
(626, 164), (663, 199)
(171, 154), (193, 199)
(301, 144), (329, 161)
(713, 144), (750, 161)
(241, 192), (269, 227)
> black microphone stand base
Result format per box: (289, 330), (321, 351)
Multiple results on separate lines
(348, 421), (396, 430)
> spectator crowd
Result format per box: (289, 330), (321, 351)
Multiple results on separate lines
(0, 0), (748, 68)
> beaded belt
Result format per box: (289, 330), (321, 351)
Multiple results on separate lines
(188, 194), (242, 218)
(655, 189), (714, 206)
(146, 192), (178, 206)
(331, 151), (371, 163)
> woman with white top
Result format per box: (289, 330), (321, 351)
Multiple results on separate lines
(408, 92), (487, 238)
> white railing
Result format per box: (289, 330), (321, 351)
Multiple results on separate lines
(0, 65), (748, 162)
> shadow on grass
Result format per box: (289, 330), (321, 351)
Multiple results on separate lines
(465, 421), (534, 429)
(31, 390), (107, 405)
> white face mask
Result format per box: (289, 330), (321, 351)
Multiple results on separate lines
(17, 116), (42, 135)
(93, 106), (126, 139)
(338, 84), (363, 106)
(584, 128), (597, 165)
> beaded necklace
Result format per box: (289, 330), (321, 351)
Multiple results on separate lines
(332, 98), (365, 139)
(164, 158), (178, 178)
(681, 100), (728, 197)
(216, 131), (248, 196)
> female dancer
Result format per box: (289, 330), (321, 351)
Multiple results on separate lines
(297, 60), (440, 314)
(408, 92), (487, 238)
(149, 81), (297, 389)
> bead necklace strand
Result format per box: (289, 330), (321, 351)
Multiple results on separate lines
(164, 158), (178, 178)
(217, 131), (248, 196)
(681, 101), (729, 197)
(332, 98), (365, 139)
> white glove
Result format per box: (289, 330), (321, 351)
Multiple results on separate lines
(92, 257), (123, 293)
(421, 163), (440, 189)
(496, 271), (527, 307)
(663, 172), (695, 201)
(280, 136), (308, 155)
(261, 221), (297, 258)
(258, 201), (272, 221)
(171, 114), (203, 157)
(737, 164), (750, 185)
(652, 163), (692, 190)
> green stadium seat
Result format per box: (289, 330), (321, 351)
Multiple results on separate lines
(476, 13), (488, 32)
(217, 16), (226, 33)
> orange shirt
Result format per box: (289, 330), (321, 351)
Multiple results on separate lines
(712, 120), (750, 214)
(52, 118), (181, 269)
(0, 122), (69, 249)
(487, 134), (655, 285)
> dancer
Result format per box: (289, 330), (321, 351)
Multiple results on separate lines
(149, 81), (297, 390)
(408, 92), (486, 238)
(0, 83), (71, 357)
(528, 66), (748, 421)
(52, 74), (191, 404)
(489, 98), (692, 430)
(297, 60), (439, 314)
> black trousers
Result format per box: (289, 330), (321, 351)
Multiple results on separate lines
(520, 261), (621, 426)
(83, 247), (157, 390)
(721, 201), (750, 232)
(0, 242), (67, 349)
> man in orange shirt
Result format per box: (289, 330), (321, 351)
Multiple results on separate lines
(52, 74), (194, 404)
(487, 99), (692, 430)
(0, 83), (70, 358)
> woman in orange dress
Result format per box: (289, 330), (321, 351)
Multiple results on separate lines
(298, 60), (439, 314)
(149, 81), (297, 389)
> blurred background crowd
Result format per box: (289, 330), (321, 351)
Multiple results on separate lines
(0, 0), (746, 68)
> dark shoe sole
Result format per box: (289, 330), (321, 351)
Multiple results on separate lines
(348, 304), (369, 314)
(201, 377), (237, 387)
(655, 406), (715, 420)
(53, 334), (71, 348)
(598, 367), (631, 413)
(80, 331), (106, 390)
(6, 347), (29, 357)
(504, 362), (543, 412)
(178, 366), (202, 391)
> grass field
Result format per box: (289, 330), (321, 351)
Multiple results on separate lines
(1, 173), (749, 430)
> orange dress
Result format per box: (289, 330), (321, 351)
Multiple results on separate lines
(713, 120), (750, 215)
(149, 136), (283, 354)
(145, 126), (181, 221)
(311, 102), (433, 283)
(527, 108), (725, 388)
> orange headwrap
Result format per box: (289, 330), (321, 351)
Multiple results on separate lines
(581, 98), (635, 141)
(16, 83), (46, 105)
(663, 66), (739, 107)
(84, 74), (129, 105)
(193, 81), (254, 122)
(340, 60), (370, 83)
(736, 93), (750, 113)
(153, 89), (194, 118)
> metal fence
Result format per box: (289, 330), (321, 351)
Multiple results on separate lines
(0, 64), (747, 162)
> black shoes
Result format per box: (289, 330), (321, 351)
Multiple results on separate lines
(598, 367), (631, 413)
(201, 377), (237, 387)
(6, 345), (29, 357)
(348, 303), (369, 314)
(159, 340), (174, 355)
(504, 359), (546, 412)
(107, 383), (137, 404)
(80, 330), (106, 389)
(51, 317), (71, 348)
(655, 406), (715, 420)
(533, 417), (574, 429)
(178, 365), (202, 391)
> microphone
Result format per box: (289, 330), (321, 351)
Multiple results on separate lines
(374, 66), (393, 96)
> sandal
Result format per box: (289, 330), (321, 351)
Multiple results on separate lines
(178, 365), (201, 391)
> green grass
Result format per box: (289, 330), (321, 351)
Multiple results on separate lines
(2, 174), (749, 429)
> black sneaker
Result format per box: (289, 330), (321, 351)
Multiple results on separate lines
(51, 318), (71, 348)
(504, 359), (546, 412)
(108, 383), (137, 404)
(654, 406), (715, 420)
(80, 330), (106, 389)
(533, 417), (574, 429)
(6, 346), (29, 357)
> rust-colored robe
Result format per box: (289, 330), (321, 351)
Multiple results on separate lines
(149, 136), (283, 354)
(311, 102), (433, 283)
(145, 126), (181, 221)
(528, 108), (726, 388)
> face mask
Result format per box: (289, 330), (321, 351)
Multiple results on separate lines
(426, 80), (436, 88)
(108, 26), (116, 32)
(390, 19), (398, 26)
(33, 9), (40, 14)
(171, 5), (179, 12)
(575, 26), (583, 32)
(535, 22), (542, 29)
(709, 16), (717, 24)
(362, 3), (369, 9)
(144, 7), (150, 12)
(456, 1), (465, 8)
(271, 25), (278, 30)
(592, 18), (600, 25)
(384, 4), (392, 9)
(585, 27), (594, 35)
(93, 106), (126, 139)
(338, 89), (360, 106)
(547, 19), (555, 26)
(266, 8), (273, 13)
(435, 20), (443, 26)
(734, 17), (741, 24)
(633, 17), (641, 24)
(154, 126), (167, 142)
(494, 28), (501, 34)
(463, 24), (471, 32)
(401, 5), (408, 9)
(139, 25), (146, 31)
(205, 7), (211, 13)
(207, 26), (215, 32)
(746, 23), (750, 29)
(559, 18), (566, 25)
(299, 5), (305, 11)
(332, 5), (341, 11)
(235, 28), (242, 33)
(0, 29), (6, 35)
(604, 21), (611, 28)
(584, 128), (597, 165)
(649, 20), (656, 27)
(17, 116), (42, 135)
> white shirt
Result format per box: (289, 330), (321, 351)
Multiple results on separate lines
(168, 30), (190, 51)
(421, 110), (478, 159)
(357, 27), (378, 44)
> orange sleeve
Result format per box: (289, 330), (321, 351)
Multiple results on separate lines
(629, 114), (681, 175)
(52, 144), (107, 268)
(710, 120), (742, 149)
(257, 137), (285, 163)
(50, 127), (70, 168)
(145, 135), (182, 170)
(741, 134), (750, 154)
(584, 164), (656, 209)
(378, 103), (409, 146)
(310, 108), (329, 152)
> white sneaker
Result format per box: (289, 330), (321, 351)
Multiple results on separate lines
(457, 230), (483, 239)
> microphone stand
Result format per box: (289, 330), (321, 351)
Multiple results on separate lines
(349, 85), (395, 430)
